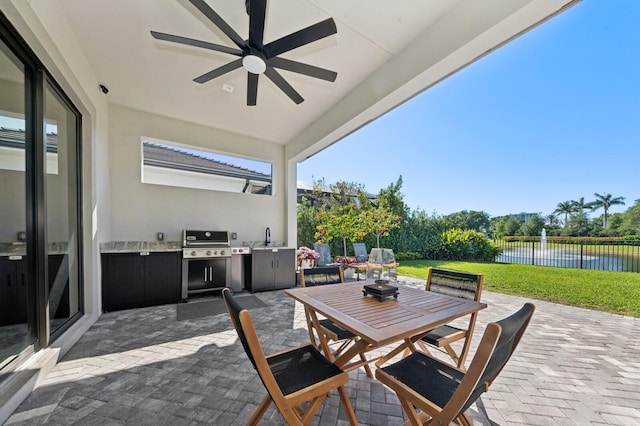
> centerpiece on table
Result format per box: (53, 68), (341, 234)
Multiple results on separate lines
(366, 248), (397, 284)
(296, 246), (319, 270)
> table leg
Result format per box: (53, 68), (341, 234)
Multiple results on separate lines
(307, 309), (335, 361)
(332, 338), (371, 369)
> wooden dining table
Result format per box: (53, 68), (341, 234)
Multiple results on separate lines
(284, 281), (487, 372)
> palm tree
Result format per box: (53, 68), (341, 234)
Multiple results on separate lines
(590, 192), (626, 228)
(553, 201), (573, 227)
(571, 197), (590, 213)
(546, 213), (560, 227)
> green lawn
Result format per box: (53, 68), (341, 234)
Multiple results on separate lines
(397, 260), (640, 317)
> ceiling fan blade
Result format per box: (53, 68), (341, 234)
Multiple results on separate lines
(150, 31), (243, 56)
(264, 67), (304, 104)
(263, 18), (337, 59)
(189, 0), (246, 49)
(268, 57), (337, 82)
(248, 0), (267, 49)
(193, 58), (243, 84)
(247, 72), (259, 106)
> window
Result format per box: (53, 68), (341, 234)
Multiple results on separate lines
(0, 113), (59, 174)
(141, 138), (272, 195)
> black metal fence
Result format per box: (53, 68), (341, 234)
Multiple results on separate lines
(494, 238), (640, 273)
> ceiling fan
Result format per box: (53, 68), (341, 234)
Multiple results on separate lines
(151, 0), (338, 106)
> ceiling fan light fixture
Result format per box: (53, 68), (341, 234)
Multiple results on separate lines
(242, 55), (266, 74)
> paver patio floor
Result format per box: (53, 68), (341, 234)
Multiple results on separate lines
(5, 277), (639, 425)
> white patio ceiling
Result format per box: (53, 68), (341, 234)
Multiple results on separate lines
(54, 0), (578, 159)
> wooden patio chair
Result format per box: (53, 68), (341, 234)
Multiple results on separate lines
(416, 267), (484, 369)
(299, 266), (374, 378)
(222, 288), (357, 425)
(376, 303), (535, 426)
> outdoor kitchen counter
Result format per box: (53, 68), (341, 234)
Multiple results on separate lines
(0, 242), (69, 256)
(100, 241), (182, 253)
(250, 246), (296, 250)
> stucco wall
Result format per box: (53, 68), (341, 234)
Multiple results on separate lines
(108, 104), (288, 245)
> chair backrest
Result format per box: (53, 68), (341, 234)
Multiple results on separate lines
(222, 288), (305, 418)
(426, 267), (483, 302)
(222, 288), (260, 369)
(438, 303), (536, 422)
(352, 243), (368, 262)
(313, 243), (333, 266)
(300, 265), (344, 287)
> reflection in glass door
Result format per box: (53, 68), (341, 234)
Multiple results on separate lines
(1, 14), (83, 378)
(0, 35), (34, 370)
(45, 84), (80, 335)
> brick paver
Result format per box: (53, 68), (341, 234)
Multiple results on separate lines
(5, 278), (639, 425)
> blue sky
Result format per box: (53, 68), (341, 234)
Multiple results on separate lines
(298, 1), (639, 218)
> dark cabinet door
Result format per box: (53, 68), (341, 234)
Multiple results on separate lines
(102, 252), (181, 312)
(186, 258), (227, 293)
(251, 249), (295, 292)
(251, 250), (274, 292)
(145, 252), (180, 305)
(0, 257), (28, 325)
(0, 258), (13, 325)
(273, 250), (295, 289)
(102, 253), (145, 312)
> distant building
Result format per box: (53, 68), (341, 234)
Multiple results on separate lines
(515, 212), (537, 222)
(297, 181), (377, 206)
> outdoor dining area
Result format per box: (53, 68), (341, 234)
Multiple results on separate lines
(5, 263), (639, 425)
(227, 252), (534, 426)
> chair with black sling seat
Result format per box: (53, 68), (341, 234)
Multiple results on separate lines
(222, 288), (357, 425)
(376, 303), (535, 426)
(299, 265), (374, 378)
(416, 267), (484, 369)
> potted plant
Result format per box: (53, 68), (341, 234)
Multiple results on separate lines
(296, 246), (319, 269)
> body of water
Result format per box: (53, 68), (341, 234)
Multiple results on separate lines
(496, 247), (640, 272)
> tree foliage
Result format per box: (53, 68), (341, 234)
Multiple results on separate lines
(590, 192), (626, 229)
(554, 201), (573, 226)
(297, 178), (640, 263)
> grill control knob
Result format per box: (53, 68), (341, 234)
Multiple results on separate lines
(206, 250), (212, 256)
(190, 251), (196, 257)
(220, 250), (226, 255)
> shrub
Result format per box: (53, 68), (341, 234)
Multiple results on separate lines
(395, 252), (422, 261)
(439, 229), (502, 261)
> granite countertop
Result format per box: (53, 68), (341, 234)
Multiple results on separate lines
(3, 241), (290, 256)
(100, 241), (182, 253)
(0, 242), (69, 257)
(250, 246), (295, 251)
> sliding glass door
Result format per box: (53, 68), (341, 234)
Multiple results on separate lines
(45, 82), (81, 337)
(0, 12), (83, 376)
(0, 28), (34, 372)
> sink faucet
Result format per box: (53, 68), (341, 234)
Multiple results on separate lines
(265, 227), (271, 247)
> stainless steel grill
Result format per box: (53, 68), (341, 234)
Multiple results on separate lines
(181, 230), (232, 300)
